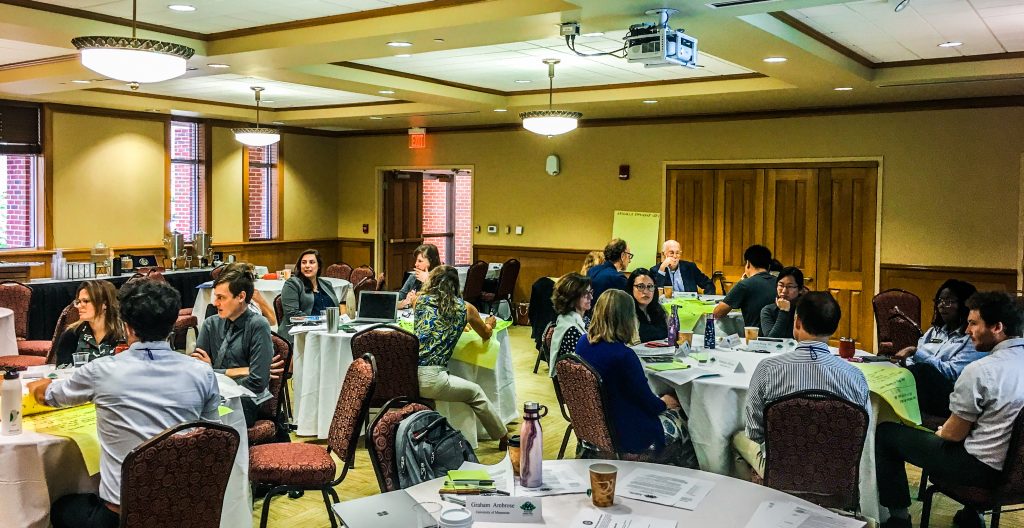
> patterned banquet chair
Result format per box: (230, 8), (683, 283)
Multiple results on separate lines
(119, 420), (239, 528)
(0, 280), (50, 360)
(247, 333), (292, 446)
(249, 353), (377, 528)
(761, 390), (868, 512)
(366, 397), (432, 493)
(324, 263), (352, 281)
(350, 324), (420, 436)
(44, 302), (80, 365)
(872, 289), (921, 356)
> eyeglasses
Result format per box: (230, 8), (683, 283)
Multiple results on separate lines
(73, 298), (92, 307)
(936, 298), (957, 307)
(777, 284), (800, 291)
(633, 284), (657, 292)
(624, 252), (634, 259)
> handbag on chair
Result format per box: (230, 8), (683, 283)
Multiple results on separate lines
(515, 302), (530, 326)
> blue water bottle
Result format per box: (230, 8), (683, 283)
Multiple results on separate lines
(704, 313), (716, 349)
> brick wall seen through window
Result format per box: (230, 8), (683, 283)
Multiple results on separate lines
(169, 122), (206, 240)
(0, 155), (37, 249)
(422, 170), (472, 265)
(247, 144), (279, 240)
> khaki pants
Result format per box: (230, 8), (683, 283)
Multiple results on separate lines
(418, 366), (507, 441)
(731, 431), (765, 479)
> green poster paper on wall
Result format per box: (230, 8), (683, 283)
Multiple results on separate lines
(612, 210), (661, 272)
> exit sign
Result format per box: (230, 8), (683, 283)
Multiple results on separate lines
(408, 127), (426, 149)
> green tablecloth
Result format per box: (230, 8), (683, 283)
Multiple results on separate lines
(660, 298), (718, 332)
(398, 319), (514, 369)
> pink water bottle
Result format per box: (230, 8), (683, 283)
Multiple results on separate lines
(519, 401), (548, 488)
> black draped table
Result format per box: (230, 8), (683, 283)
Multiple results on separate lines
(25, 269), (212, 340)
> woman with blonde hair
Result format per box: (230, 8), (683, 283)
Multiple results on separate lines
(574, 289), (694, 466)
(415, 265), (509, 448)
(580, 251), (604, 275)
(54, 280), (125, 367)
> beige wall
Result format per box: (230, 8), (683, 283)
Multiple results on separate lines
(336, 107), (1024, 270)
(210, 126), (244, 243)
(52, 112), (165, 248)
(281, 133), (339, 240)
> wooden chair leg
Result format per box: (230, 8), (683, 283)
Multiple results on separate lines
(533, 348), (544, 374)
(557, 425), (572, 460)
(920, 486), (935, 528)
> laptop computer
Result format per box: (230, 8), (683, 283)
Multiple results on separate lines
(351, 290), (400, 324)
(332, 490), (438, 528)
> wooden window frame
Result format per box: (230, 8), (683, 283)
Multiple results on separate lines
(164, 120), (211, 241)
(241, 141), (283, 242)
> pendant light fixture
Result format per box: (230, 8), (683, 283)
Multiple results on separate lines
(233, 87), (280, 147)
(520, 59), (582, 137)
(72, 0), (194, 83)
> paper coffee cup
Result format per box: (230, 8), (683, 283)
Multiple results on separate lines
(589, 463), (618, 508)
(744, 326), (759, 342)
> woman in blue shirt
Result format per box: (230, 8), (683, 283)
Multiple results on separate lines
(575, 289), (694, 466)
(891, 279), (982, 417)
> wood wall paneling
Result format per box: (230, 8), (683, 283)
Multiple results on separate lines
(473, 245), (592, 304)
(714, 169), (764, 289)
(665, 169), (714, 274)
(879, 264), (1018, 329)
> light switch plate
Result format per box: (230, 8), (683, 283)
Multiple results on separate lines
(487, 225), (498, 233)
(515, 226), (524, 235)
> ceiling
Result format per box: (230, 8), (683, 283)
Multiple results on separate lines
(1, 0), (1023, 132)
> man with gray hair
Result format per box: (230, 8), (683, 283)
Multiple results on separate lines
(650, 240), (716, 294)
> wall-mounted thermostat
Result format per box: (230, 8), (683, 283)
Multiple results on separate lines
(487, 225), (498, 233)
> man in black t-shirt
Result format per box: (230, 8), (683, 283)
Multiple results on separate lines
(712, 245), (777, 328)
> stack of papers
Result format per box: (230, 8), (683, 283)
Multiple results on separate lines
(743, 501), (866, 528)
(570, 510), (677, 528)
(644, 360), (691, 372)
(616, 468), (715, 510)
(515, 466), (588, 497)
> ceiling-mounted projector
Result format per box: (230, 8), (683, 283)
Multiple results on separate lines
(624, 8), (698, 68)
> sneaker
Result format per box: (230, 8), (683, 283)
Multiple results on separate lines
(881, 516), (913, 528)
(953, 508), (985, 528)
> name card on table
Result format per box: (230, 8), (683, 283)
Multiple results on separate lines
(466, 496), (543, 523)
(717, 334), (742, 349)
(715, 356), (746, 374)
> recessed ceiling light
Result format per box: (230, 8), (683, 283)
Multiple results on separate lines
(493, 109), (508, 112)
(387, 41), (412, 47)
(514, 79), (532, 84)
(642, 100), (658, 104)
(71, 79), (92, 84)
(763, 57), (787, 63)
(938, 41), (963, 48)
(433, 38), (445, 43)
(378, 90), (395, 94)
(394, 54), (412, 58)
(369, 116), (384, 120)
(167, 4), (196, 11)
(834, 87), (853, 91)
(262, 100), (275, 103)
(208, 63), (230, 68)
(581, 32), (605, 37)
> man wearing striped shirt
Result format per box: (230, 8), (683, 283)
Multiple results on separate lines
(732, 291), (870, 478)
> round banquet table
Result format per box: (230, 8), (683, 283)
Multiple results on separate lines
(0, 307), (18, 357)
(637, 343), (897, 522)
(292, 322), (518, 447)
(0, 369), (251, 528)
(194, 276), (351, 326)
(395, 459), (858, 528)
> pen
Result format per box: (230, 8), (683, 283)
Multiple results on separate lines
(441, 495), (466, 507)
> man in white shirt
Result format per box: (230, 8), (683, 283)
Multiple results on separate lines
(875, 291), (1024, 528)
(28, 279), (221, 528)
(733, 291), (869, 478)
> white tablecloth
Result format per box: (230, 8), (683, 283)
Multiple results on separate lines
(0, 372), (251, 528)
(194, 277), (351, 326)
(640, 346), (888, 521)
(0, 307), (17, 357)
(292, 324), (518, 447)
(337, 459), (852, 528)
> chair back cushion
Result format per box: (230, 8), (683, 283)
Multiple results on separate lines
(368, 398), (431, 493)
(462, 261), (488, 303)
(763, 390), (868, 510)
(350, 266), (375, 288)
(259, 333), (291, 418)
(351, 325), (420, 407)
(273, 295), (283, 325)
(555, 355), (615, 455)
(120, 421), (240, 528)
(872, 289), (921, 354)
(328, 354), (377, 465)
(46, 303), (80, 364)
(0, 281), (31, 338)
(324, 263), (353, 281)
(995, 409), (1024, 503)
(493, 259), (520, 302)
(887, 313), (923, 355)
(542, 322), (556, 358)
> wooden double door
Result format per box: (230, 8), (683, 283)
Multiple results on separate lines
(666, 165), (877, 350)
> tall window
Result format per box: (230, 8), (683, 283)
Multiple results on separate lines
(421, 170), (472, 265)
(245, 144), (279, 241)
(168, 121), (207, 240)
(0, 155), (37, 248)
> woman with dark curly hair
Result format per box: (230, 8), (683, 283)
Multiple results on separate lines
(891, 279), (982, 416)
(626, 268), (668, 343)
(548, 273), (592, 376)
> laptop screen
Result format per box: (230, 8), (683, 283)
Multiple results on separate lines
(357, 291), (399, 320)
